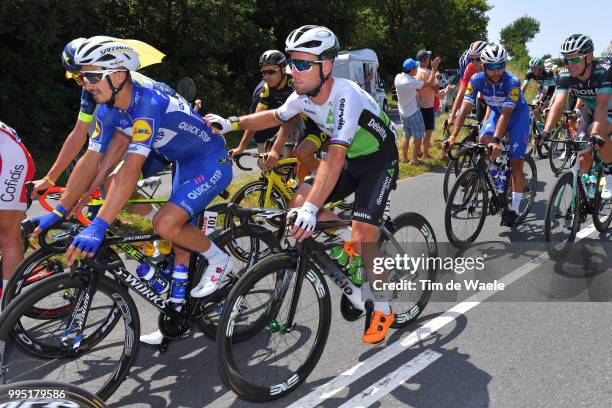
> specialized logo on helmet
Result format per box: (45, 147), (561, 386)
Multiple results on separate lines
(91, 119), (102, 140)
(509, 88), (519, 102)
(100, 46), (132, 55)
(133, 119), (153, 142)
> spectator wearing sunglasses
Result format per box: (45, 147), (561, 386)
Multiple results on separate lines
(231, 50), (294, 158)
(543, 34), (612, 198)
(31, 36), (177, 225)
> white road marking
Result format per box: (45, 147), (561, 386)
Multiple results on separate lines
(288, 224), (598, 408)
(337, 349), (442, 408)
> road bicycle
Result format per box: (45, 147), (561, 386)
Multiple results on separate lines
(215, 207), (438, 401)
(0, 204), (281, 400)
(548, 110), (580, 175)
(444, 141), (537, 249)
(544, 141), (612, 260)
(442, 119), (481, 201)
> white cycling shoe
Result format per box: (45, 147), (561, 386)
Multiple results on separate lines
(190, 255), (233, 298)
(140, 329), (165, 345)
(601, 175), (612, 200)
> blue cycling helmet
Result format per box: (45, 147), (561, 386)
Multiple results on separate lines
(62, 38), (87, 72)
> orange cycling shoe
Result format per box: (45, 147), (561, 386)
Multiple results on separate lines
(362, 307), (394, 344)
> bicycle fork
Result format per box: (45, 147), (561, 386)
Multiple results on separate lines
(62, 267), (99, 350)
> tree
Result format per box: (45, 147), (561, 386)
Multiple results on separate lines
(499, 16), (540, 67)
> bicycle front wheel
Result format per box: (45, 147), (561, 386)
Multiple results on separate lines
(216, 254), (332, 402)
(445, 169), (489, 249)
(0, 272), (140, 400)
(507, 154), (538, 225)
(544, 171), (581, 260)
(381, 213), (438, 328)
(443, 147), (474, 202)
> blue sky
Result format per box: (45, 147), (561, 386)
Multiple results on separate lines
(486, 0), (611, 57)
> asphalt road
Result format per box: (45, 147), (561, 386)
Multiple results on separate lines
(20, 127), (612, 407)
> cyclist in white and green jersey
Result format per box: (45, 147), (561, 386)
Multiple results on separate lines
(205, 25), (399, 345)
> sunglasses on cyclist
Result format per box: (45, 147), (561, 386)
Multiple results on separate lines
(562, 54), (587, 65)
(79, 69), (124, 84)
(288, 59), (323, 72)
(261, 68), (281, 76)
(484, 63), (506, 71)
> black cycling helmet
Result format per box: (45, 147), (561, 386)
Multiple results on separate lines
(259, 50), (287, 67)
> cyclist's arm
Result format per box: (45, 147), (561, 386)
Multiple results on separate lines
(543, 91), (568, 132)
(233, 109), (282, 131)
(234, 104), (267, 153)
(449, 82), (467, 122)
(304, 145), (345, 208)
(83, 130), (130, 196)
(97, 153), (146, 224)
(492, 106), (513, 141)
(57, 149), (104, 211)
(591, 91), (611, 137)
(521, 79), (529, 94)
(44, 119), (90, 183)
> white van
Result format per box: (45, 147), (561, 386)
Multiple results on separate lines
(332, 48), (388, 112)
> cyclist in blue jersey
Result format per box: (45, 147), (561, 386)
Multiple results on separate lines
(30, 36), (175, 220)
(448, 44), (529, 227)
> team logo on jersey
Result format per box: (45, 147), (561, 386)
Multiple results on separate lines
(91, 119), (102, 140)
(509, 88), (519, 102)
(133, 119), (153, 142)
(326, 108), (334, 125)
(466, 82), (474, 96)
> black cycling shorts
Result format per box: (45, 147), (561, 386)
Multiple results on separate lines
(420, 107), (435, 131)
(325, 159), (399, 226)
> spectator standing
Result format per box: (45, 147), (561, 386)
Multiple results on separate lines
(395, 57), (439, 164)
(415, 50), (440, 158)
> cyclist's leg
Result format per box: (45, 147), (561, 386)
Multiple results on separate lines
(508, 110), (530, 214)
(576, 107), (595, 172)
(350, 159), (399, 343)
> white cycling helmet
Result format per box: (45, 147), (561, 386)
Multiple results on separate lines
(285, 25), (340, 60)
(468, 40), (488, 57)
(74, 36), (140, 71)
(481, 44), (508, 64)
(560, 34), (594, 56)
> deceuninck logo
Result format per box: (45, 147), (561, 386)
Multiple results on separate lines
(133, 118), (154, 142)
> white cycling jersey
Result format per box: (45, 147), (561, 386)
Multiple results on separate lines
(276, 78), (397, 162)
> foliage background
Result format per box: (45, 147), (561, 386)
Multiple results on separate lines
(1, 0), (492, 175)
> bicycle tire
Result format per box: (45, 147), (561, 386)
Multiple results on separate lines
(225, 180), (287, 261)
(196, 224), (282, 341)
(0, 272), (140, 400)
(593, 171), (612, 232)
(445, 169), (489, 249)
(443, 147), (474, 202)
(544, 171), (581, 260)
(216, 254), (332, 402)
(383, 213), (438, 328)
(0, 380), (108, 407)
(549, 128), (571, 175)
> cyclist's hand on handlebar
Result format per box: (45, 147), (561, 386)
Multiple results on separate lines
(230, 146), (245, 160)
(589, 133), (606, 150)
(66, 217), (109, 265)
(488, 142), (501, 162)
(31, 204), (67, 238)
(264, 150), (280, 170)
(288, 202), (318, 242)
(30, 178), (49, 199)
(204, 113), (232, 135)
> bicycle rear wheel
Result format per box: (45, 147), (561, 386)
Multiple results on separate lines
(0, 272), (139, 400)
(445, 169), (489, 249)
(216, 254), (331, 402)
(381, 213), (438, 328)
(593, 171), (612, 232)
(544, 171), (581, 260)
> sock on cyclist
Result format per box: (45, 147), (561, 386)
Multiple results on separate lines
(511, 192), (522, 213)
(201, 242), (227, 264)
